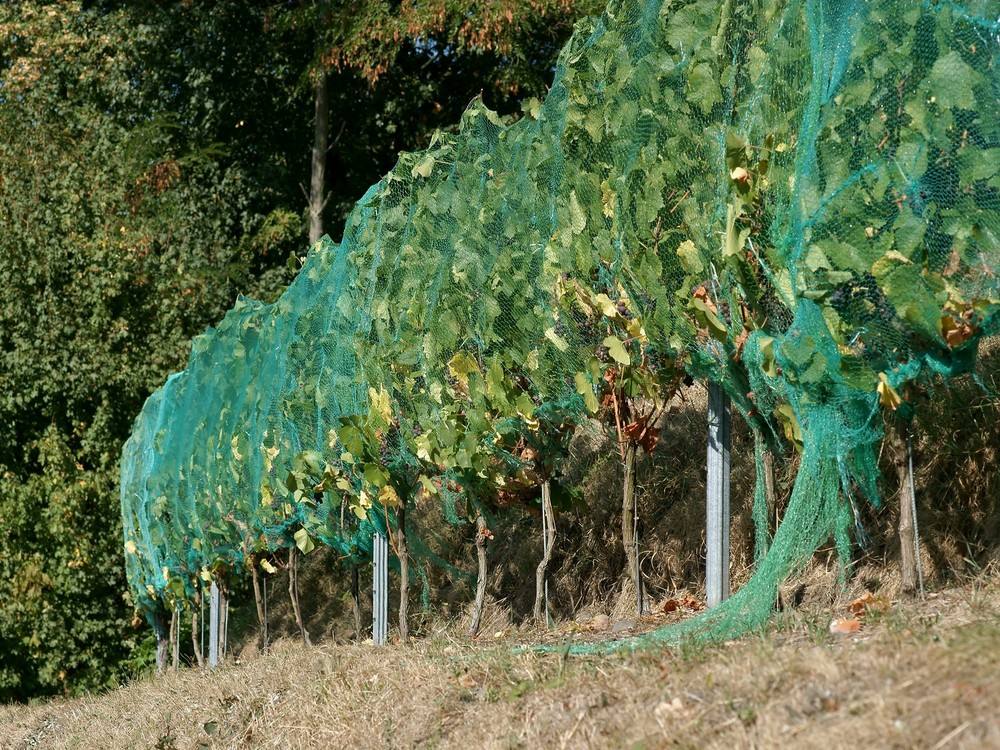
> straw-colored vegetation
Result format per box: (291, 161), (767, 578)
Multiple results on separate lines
(2, 571), (998, 749)
(4, 365), (999, 748)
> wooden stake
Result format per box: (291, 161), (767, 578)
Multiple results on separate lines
(908, 434), (925, 599)
(534, 481), (556, 625)
(469, 511), (489, 637)
(170, 606), (179, 671)
(351, 563), (362, 640)
(621, 441), (645, 614)
(251, 559), (268, 652)
(153, 608), (169, 674)
(397, 503), (410, 644)
(191, 589), (204, 668)
(221, 585), (229, 660)
(288, 547), (312, 646)
(889, 419), (918, 595)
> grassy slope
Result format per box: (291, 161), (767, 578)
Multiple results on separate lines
(4, 349), (996, 747)
(2, 574), (998, 750)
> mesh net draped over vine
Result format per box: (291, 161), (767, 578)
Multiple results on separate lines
(121, 0), (1000, 646)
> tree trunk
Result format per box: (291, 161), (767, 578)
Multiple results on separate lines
(251, 559), (268, 652)
(308, 71), (329, 245)
(397, 503), (410, 644)
(191, 590), (204, 668)
(351, 562), (362, 640)
(469, 511), (489, 637)
(533, 481), (556, 625)
(288, 547), (312, 646)
(621, 440), (644, 614)
(889, 419), (918, 595)
(153, 608), (170, 674)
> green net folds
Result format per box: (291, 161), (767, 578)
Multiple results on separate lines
(121, 0), (1000, 644)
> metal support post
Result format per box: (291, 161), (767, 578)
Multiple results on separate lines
(373, 531), (388, 645)
(706, 382), (731, 608)
(209, 580), (220, 667)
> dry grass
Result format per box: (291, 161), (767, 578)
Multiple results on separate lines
(5, 348), (997, 748)
(2, 572), (998, 750)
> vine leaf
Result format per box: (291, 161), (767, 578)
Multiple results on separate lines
(293, 528), (315, 554)
(603, 335), (631, 365)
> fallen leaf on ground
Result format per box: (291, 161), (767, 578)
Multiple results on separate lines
(847, 591), (888, 618)
(587, 614), (611, 632)
(829, 618), (863, 634)
(680, 595), (705, 611)
(457, 673), (478, 689)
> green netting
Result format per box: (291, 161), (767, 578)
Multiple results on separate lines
(121, 0), (1000, 648)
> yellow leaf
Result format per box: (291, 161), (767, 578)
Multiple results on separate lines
(568, 190), (586, 234)
(676, 239), (704, 274)
(525, 349), (539, 371)
(594, 293), (618, 318)
(626, 317), (646, 341)
(200, 568), (213, 583)
(447, 351), (481, 384)
(940, 314), (975, 348)
(877, 373), (902, 410)
(600, 179), (615, 219)
(603, 335), (631, 365)
(411, 154), (434, 179)
(368, 385), (393, 424)
(521, 97), (541, 119)
(379, 485), (401, 508)
(544, 327), (569, 352)
(260, 558), (277, 574)
(774, 403), (803, 451)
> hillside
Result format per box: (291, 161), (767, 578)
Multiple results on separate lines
(2, 572), (998, 749)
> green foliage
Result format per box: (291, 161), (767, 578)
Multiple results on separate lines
(0, 433), (140, 699)
(0, 2), (302, 698)
(4, 0), (591, 699)
(121, 0), (999, 659)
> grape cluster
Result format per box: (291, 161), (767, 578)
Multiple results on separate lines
(378, 436), (393, 467)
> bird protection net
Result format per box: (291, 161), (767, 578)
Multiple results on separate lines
(121, 0), (1000, 647)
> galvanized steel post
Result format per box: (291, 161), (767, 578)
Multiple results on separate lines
(706, 382), (731, 607)
(373, 532), (389, 645)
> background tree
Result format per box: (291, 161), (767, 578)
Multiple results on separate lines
(0, 0), (596, 699)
